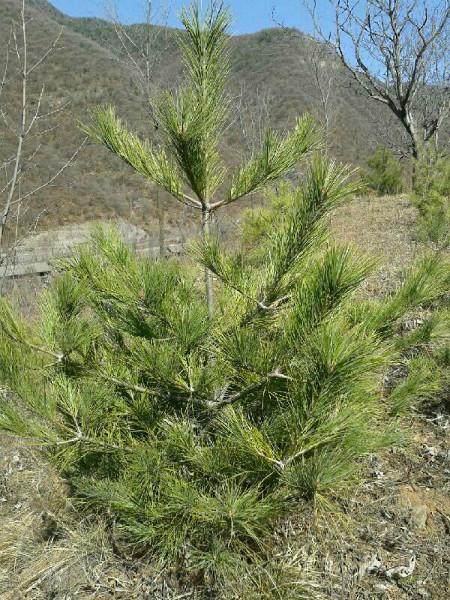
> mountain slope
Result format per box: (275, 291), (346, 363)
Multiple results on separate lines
(0, 0), (400, 242)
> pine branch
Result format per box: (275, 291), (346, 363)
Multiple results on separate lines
(158, 89), (226, 203)
(220, 115), (320, 208)
(80, 106), (201, 209)
(156, 4), (231, 205)
(99, 374), (150, 395)
(371, 253), (450, 336)
(208, 370), (292, 409)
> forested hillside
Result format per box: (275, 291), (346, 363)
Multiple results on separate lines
(0, 0), (399, 239)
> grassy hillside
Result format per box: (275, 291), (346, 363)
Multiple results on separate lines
(0, 0), (402, 242)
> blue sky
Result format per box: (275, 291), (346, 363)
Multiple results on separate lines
(51, 1), (322, 35)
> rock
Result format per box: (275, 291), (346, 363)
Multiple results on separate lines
(385, 554), (416, 580)
(423, 445), (438, 459)
(417, 586), (431, 598)
(374, 583), (390, 592)
(397, 486), (430, 530)
(358, 554), (382, 578)
(410, 503), (428, 529)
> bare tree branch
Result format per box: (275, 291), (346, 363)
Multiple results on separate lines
(0, 0), (80, 263)
(104, 0), (169, 127)
(103, 1), (172, 255)
(304, 0), (450, 160)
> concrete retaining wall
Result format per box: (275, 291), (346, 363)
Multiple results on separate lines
(1, 220), (183, 278)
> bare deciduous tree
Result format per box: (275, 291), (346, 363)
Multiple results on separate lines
(105, 0), (169, 124)
(305, 38), (338, 144)
(306, 0), (450, 160)
(105, 0), (171, 255)
(236, 86), (275, 154)
(0, 0), (84, 277)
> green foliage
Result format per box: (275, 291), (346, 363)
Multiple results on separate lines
(80, 1), (320, 319)
(81, 105), (185, 200)
(241, 182), (293, 251)
(412, 152), (450, 246)
(228, 116), (319, 203)
(80, 3), (319, 213)
(0, 156), (448, 595)
(363, 147), (404, 195)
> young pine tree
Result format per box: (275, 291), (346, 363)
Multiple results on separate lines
(0, 3), (449, 597)
(0, 156), (448, 595)
(81, 2), (319, 318)
(363, 147), (404, 195)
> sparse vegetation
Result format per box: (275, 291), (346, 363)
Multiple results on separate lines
(362, 147), (404, 195)
(412, 152), (450, 246)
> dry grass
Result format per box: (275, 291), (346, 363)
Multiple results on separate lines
(272, 411), (450, 599)
(0, 435), (186, 599)
(331, 194), (424, 297)
(1, 412), (448, 599)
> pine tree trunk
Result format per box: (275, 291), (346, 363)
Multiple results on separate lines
(202, 207), (214, 319)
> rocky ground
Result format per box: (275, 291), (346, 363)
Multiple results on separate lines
(286, 408), (450, 599)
